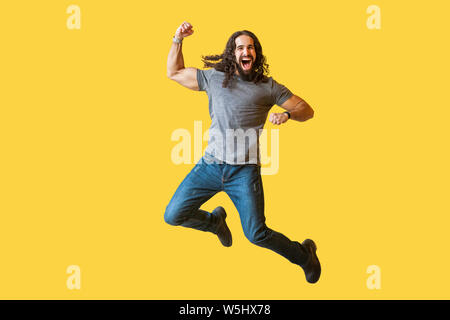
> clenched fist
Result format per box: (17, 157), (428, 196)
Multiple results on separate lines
(174, 21), (194, 41)
(269, 112), (289, 125)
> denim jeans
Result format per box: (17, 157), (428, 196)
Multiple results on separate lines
(164, 153), (309, 267)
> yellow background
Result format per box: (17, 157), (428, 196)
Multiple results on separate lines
(1, 0), (449, 299)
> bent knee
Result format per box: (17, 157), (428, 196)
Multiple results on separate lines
(164, 206), (180, 226)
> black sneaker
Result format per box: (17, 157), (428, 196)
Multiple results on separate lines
(301, 239), (321, 284)
(212, 206), (232, 247)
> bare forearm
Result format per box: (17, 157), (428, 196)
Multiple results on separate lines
(167, 41), (185, 78)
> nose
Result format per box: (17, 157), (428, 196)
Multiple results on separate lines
(243, 48), (249, 56)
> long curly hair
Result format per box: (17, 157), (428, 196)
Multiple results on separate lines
(201, 30), (270, 88)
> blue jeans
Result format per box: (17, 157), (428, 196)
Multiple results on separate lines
(164, 153), (309, 267)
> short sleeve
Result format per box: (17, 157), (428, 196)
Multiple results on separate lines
(197, 68), (214, 92)
(271, 78), (293, 106)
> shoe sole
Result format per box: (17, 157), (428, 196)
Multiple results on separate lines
(302, 239), (321, 284)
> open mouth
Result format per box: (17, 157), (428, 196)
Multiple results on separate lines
(240, 58), (253, 71)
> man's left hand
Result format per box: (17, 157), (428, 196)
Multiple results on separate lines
(269, 112), (289, 125)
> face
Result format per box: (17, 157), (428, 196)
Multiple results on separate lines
(234, 35), (257, 75)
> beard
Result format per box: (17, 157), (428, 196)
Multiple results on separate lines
(235, 61), (256, 82)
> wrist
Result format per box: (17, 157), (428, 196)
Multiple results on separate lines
(173, 35), (183, 43)
(283, 111), (291, 120)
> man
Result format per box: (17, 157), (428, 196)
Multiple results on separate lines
(165, 22), (321, 284)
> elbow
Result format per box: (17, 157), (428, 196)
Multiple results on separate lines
(299, 107), (314, 122)
(167, 68), (178, 80)
(167, 68), (182, 81)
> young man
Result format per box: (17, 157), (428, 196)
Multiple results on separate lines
(165, 22), (321, 283)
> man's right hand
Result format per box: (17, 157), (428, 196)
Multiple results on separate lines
(174, 22), (194, 41)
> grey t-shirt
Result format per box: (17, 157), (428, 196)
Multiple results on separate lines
(197, 68), (293, 165)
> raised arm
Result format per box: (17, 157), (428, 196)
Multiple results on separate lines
(167, 21), (199, 91)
